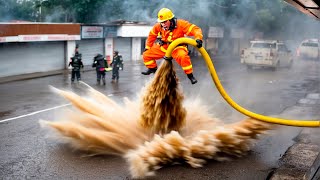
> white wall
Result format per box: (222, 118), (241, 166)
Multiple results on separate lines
(0, 42), (65, 77)
(117, 25), (152, 37)
(132, 37), (142, 61)
(105, 38), (113, 64)
(66, 40), (76, 68)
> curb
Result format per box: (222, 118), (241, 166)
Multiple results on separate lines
(269, 94), (320, 180)
(0, 61), (145, 84)
(269, 129), (320, 179)
(0, 66), (95, 84)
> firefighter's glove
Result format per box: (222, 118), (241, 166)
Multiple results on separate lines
(196, 39), (203, 48)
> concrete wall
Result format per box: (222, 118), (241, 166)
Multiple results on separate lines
(105, 38), (113, 64)
(66, 41), (76, 68)
(132, 37), (142, 61)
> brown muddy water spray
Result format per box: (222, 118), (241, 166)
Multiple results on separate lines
(40, 60), (272, 178)
(140, 60), (186, 134)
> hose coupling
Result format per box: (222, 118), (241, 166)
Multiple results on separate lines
(163, 56), (173, 61)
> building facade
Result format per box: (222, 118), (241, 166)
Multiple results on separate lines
(0, 23), (80, 77)
(0, 22), (248, 78)
(0, 22), (152, 78)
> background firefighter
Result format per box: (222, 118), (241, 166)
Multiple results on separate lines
(110, 51), (123, 83)
(141, 8), (203, 84)
(92, 54), (108, 85)
(68, 47), (83, 83)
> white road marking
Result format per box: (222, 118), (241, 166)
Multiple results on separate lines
(0, 103), (71, 124)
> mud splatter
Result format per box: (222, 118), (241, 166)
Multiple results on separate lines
(140, 60), (186, 134)
(40, 60), (272, 178)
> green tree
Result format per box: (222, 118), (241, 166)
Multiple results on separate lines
(0, 0), (36, 22)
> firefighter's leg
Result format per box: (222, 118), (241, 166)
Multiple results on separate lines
(71, 70), (75, 82)
(172, 47), (197, 84)
(76, 70), (81, 81)
(111, 69), (116, 82)
(96, 70), (101, 85)
(115, 68), (119, 81)
(101, 71), (106, 85)
(141, 45), (165, 75)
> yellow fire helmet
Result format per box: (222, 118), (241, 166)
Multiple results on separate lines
(157, 8), (175, 22)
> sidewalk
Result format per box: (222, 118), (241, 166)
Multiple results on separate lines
(0, 61), (144, 84)
(269, 93), (320, 179)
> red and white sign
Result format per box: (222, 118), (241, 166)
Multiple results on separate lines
(0, 36), (19, 42)
(0, 34), (80, 43)
(19, 34), (80, 42)
(81, 26), (104, 39)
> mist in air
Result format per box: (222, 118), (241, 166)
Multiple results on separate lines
(2, 0), (319, 42)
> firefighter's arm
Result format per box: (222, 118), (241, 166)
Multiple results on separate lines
(92, 60), (97, 68)
(145, 24), (160, 50)
(181, 20), (203, 47)
(182, 20), (203, 40)
(68, 59), (72, 67)
(188, 25), (203, 40)
(80, 61), (84, 68)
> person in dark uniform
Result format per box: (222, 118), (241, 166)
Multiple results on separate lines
(68, 47), (83, 83)
(110, 51), (123, 83)
(92, 54), (108, 85)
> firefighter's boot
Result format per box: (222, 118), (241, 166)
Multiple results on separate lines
(187, 73), (198, 84)
(97, 79), (100, 85)
(141, 68), (157, 75)
(102, 78), (106, 85)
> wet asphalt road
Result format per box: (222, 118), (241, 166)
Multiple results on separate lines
(1, 56), (320, 179)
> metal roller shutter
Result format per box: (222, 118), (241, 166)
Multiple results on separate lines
(114, 38), (132, 61)
(0, 41), (64, 77)
(77, 39), (104, 66)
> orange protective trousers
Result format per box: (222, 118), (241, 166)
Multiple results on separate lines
(143, 44), (193, 74)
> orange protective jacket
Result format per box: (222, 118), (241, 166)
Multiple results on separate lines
(143, 19), (203, 74)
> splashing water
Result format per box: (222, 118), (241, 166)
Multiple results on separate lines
(40, 60), (272, 178)
(140, 60), (186, 134)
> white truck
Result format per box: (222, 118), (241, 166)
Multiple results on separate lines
(296, 39), (320, 60)
(240, 40), (293, 70)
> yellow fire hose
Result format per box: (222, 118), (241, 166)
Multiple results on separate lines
(164, 38), (320, 127)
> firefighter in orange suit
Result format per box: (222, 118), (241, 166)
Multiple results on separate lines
(141, 8), (203, 84)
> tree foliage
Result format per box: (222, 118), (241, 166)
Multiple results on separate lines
(0, 0), (318, 39)
(0, 0), (36, 22)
